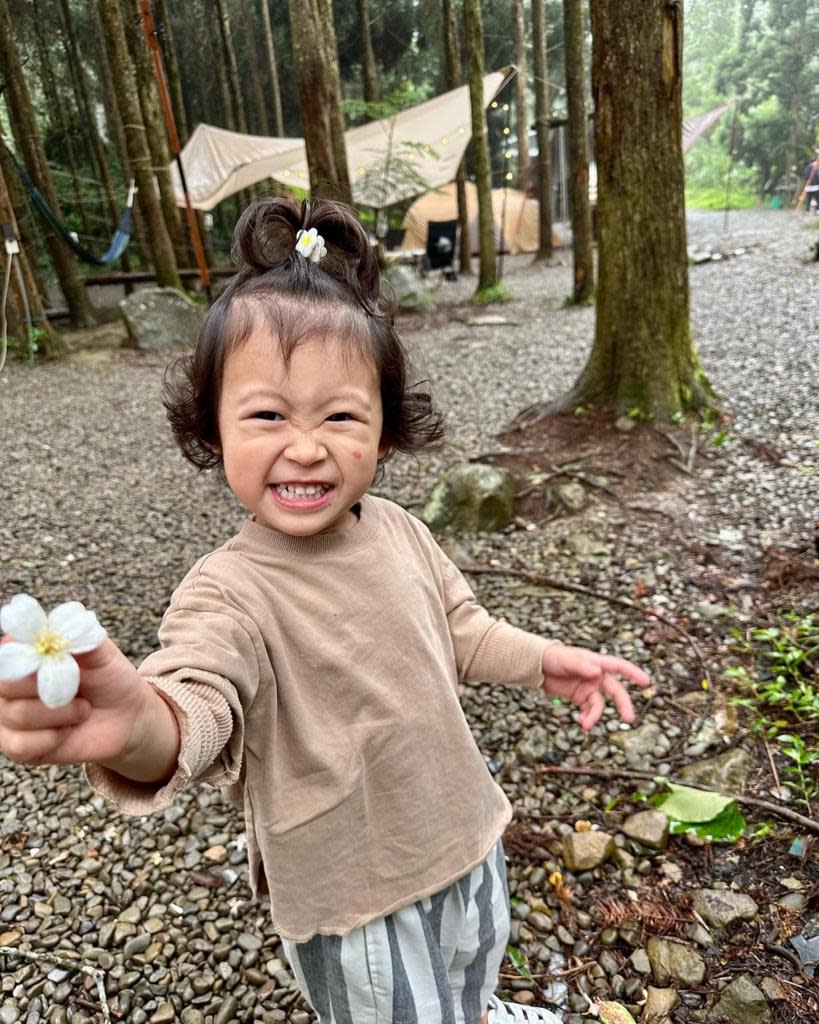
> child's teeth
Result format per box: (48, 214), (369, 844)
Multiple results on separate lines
(277, 484), (328, 498)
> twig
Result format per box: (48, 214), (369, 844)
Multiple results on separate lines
(0, 947), (112, 1023)
(686, 423), (698, 474)
(762, 736), (782, 794)
(463, 562), (712, 688)
(537, 765), (819, 834)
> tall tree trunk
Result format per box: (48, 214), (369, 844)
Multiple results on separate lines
(531, 0), (553, 259)
(542, 0), (712, 420)
(0, 139), (60, 356)
(239, 0), (270, 135)
(463, 0), (496, 293)
(125, 2), (187, 266)
(258, 0), (284, 136)
(31, 0), (90, 240)
(563, 0), (594, 303)
(513, 0), (531, 189)
(98, 0), (181, 288)
(0, 0), (94, 327)
(203, 0), (237, 129)
(288, 0), (349, 200)
(0, 134), (46, 299)
(317, 0), (352, 203)
(153, 0), (189, 145)
(88, 0), (151, 267)
(442, 0), (472, 274)
(215, 0), (249, 133)
(784, 2), (807, 177)
(357, 0), (380, 109)
(56, 0), (120, 233)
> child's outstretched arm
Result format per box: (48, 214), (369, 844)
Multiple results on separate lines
(540, 642), (651, 731)
(0, 637), (180, 783)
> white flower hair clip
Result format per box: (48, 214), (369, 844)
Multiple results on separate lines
(295, 227), (327, 263)
(0, 594), (107, 708)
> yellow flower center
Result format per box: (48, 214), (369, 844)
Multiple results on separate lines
(35, 630), (67, 657)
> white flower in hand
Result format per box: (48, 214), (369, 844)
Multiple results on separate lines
(0, 594), (106, 708)
(295, 227), (327, 263)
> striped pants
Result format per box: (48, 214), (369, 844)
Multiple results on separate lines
(281, 839), (511, 1024)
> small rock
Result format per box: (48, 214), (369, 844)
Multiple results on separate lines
(711, 973), (771, 1023)
(630, 949), (651, 974)
(615, 415), (637, 432)
(123, 932), (152, 960)
(148, 1006), (175, 1024)
(203, 844), (228, 864)
(644, 986), (679, 1021)
(678, 748), (751, 790)
(555, 482), (586, 512)
(622, 810), (669, 850)
(562, 831), (615, 871)
(646, 937), (706, 987)
(692, 889), (758, 929)
(423, 463), (517, 533)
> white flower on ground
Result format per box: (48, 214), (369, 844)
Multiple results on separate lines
(0, 594), (106, 708)
(295, 227), (327, 263)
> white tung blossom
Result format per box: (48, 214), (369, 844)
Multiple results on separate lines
(295, 227), (327, 263)
(0, 594), (106, 708)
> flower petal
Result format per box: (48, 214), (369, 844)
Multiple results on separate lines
(37, 655), (80, 708)
(0, 594), (47, 644)
(0, 642), (42, 680)
(48, 602), (107, 654)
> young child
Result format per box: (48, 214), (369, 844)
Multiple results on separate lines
(0, 198), (649, 1024)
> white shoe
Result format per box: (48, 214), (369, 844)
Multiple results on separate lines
(486, 994), (564, 1022)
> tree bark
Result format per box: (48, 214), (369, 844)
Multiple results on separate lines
(357, 0), (380, 109)
(215, 0), (249, 133)
(0, 0), (95, 327)
(0, 134), (45, 299)
(239, 0), (270, 135)
(258, 0), (285, 136)
(288, 0), (350, 200)
(463, 0), (497, 293)
(550, 0), (712, 420)
(153, 0), (190, 145)
(513, 0), (531, 189)
(125, 1), (187, 266)
(531, 0), (553, 259)
(442, 0), (472, 274)
(317, 0), (353, 203)
(0, 144), (61, 357)
(98, 0), (181, 288)
(202, 0), (237, 129)
(563, 0), (594, 303)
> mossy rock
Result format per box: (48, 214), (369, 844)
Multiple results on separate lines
(423, 463), (516, 533)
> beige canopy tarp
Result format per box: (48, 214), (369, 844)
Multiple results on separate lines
(171, 67), (515, 211)
(400, 182), (560, 254)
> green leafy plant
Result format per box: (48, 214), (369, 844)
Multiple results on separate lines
(776, 733), (819, 809)
(506, 945), (533, 981)
(472, 282), (515, 305)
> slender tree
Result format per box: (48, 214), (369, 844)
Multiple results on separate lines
(0, 0), (94, 327)
(154, 0), (189, 145)
(215, 0), (249, 133)
(97, 0), (181, 288)
(0, 143), (60, 356)
(258, 0), (284, 136)
(125, 3), (187, 266)
(442, 0), (472, 274)
(516, 0), (712, 423)
(531, 0), (553, 259)
(0, 134), (44, 298)
(563, 0), (593, 303)
(288, 0), (351, 200)
(317, 0), (353, 203)
(513, 0), (531, 189)
(239, 0), (270, 134)
(357, 0), (380, 110)
(463, 0), (497, 294)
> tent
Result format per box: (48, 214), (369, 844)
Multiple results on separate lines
(171, 67), (516, 211)
(400, 181), (561, 254)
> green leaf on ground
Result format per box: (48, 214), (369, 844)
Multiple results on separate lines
(655, 782), (734, 822)
(666, 802), (746, 843)
(506, 946), (533, 980)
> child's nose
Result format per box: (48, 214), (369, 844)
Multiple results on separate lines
(284, 429), (327, 465)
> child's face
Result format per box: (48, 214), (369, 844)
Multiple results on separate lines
(217, 325), (387, 536)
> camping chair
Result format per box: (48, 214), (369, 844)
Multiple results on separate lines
(422, 219), (458, 281)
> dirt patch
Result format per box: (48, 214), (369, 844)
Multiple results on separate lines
(487, 409), (695, 523)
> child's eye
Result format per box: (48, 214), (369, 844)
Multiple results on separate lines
(252, 411), (283, 421)
(326, 412), (354, 422)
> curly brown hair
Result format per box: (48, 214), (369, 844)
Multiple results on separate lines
(163, 196), (444, 471)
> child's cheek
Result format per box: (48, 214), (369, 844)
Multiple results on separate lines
(352, 450), (362, 460)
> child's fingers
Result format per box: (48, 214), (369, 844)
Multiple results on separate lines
(601, 674), (636, 723)
(578, 690), (605, 730)
(0, 675), (39, 699)
(593, 654), (651, 687)
(0, 723), (78, 765)
(0, 696), (91, 731)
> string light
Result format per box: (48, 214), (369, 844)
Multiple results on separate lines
(502, 127), (510, 135)
(441, 137), (449, 145)
(458, 127), (466, 134)
(502, 103), (509, 111)
(504, 150), (513, 159)
(491, 101), (498, 108)
(505, 172), (513, 181)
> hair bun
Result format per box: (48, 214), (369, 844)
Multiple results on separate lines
(232, 196), (382, 310)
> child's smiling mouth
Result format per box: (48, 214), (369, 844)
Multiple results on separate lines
(270, 483), (335, 510)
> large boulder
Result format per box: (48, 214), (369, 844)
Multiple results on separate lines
(382, 264), (434, 312)
(423, 463), (516, 533)
(120, 288), (203, 351)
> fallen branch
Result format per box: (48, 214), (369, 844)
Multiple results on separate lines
(0, 946), (112, 1023)
(537, 764), (819, 834)
(463, 562), (712, 687)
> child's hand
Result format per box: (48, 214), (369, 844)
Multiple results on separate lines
(0, 635), (151, 766)
(540, 642), (651, 731)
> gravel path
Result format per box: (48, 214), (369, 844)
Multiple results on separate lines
(0, 208), (817, 1023)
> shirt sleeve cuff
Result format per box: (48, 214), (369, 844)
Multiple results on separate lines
(467, 621), (561, 689)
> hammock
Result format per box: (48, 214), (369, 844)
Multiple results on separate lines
(10, 151), (135, 266)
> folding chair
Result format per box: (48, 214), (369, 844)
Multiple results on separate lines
(422, 219), (459, 281)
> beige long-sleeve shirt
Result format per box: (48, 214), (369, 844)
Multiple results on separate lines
(86, 494), (551, 940)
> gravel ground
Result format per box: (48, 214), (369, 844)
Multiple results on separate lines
(0, 208), (817, 1023)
